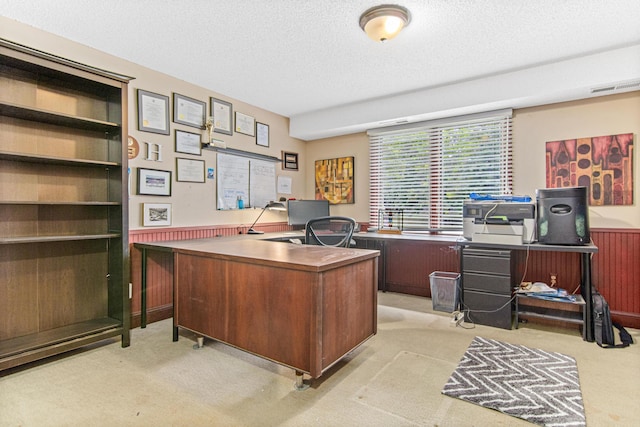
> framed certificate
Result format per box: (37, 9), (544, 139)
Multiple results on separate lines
(256, 122), (269, 147)
(175, 129), (202, 155)
(137, 89), (170, 135)
(210, 97), (233, 135)
(235, 111), (255, 136)
(173, 93), (206, 128)
(176, 158), (206, 183)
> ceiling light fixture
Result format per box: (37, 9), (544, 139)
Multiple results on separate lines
(359, 4), (411, 43)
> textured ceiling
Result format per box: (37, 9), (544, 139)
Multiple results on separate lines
(1, 0), (640, 139)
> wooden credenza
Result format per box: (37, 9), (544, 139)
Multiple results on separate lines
(136, 238), (379, 379)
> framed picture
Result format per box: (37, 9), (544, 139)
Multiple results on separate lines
(210, 97), (233, 135)
(314, 156), (354, 204)
(282, 151), (299, 170)
(137, 89), (170, 135)
(175, 129), (202, 155)
(256, 122), (269, 147)
(176, 157), (206, 183)
(143, 203), (172, 227)
(235, 111), (255, 136)
(137, 168), (172, 196)
(173, 93), (206, 128)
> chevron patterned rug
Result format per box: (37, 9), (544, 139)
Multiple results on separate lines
(442, 337), (585, 426)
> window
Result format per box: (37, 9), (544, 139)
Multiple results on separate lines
(368, 110), (513, 232)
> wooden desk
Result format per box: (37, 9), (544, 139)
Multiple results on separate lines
(135, 237), (379, 379)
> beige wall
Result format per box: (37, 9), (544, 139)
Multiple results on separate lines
(307, 92), (640, 229)
(513, 92), (639, 228)
(0, 17), (306, 230)
(3, 17), (638, 230)
(304, 132), (370, 222)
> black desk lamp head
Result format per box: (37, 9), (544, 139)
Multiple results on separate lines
(247, 201), (287, 234)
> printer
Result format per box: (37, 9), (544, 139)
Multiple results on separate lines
(463, 200), (536, 244)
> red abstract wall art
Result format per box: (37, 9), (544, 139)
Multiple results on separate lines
(545, 133), (634, 205)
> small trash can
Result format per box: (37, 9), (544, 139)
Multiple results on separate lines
(429, 271), (461, 313)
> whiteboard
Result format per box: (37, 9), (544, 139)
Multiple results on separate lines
(250, 159), (276, 208)
(216, 153), (277, 210)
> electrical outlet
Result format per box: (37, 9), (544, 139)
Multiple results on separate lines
(450, 311), (464, 327)
(449, 311), (464, 326)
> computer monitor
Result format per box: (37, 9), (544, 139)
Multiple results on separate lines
(287, 200), (330, 226)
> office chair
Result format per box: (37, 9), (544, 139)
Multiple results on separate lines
(305, 216), (356, 248)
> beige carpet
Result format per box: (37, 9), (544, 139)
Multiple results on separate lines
(1, 292), (639, 426)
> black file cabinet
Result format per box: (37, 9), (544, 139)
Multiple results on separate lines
(461, 248), (522, 329)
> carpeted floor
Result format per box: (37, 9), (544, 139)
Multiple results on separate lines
(442, 336), (585, 426)
(1, 292), (639, 426)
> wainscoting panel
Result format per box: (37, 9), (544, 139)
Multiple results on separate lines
(129, 222), (292, 327)
(129, 226), (639, 329)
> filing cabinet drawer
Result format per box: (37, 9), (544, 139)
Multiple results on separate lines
(463, 272), (513, 294)
(463, 289), (513, 330)
(462, 249), (512, 275)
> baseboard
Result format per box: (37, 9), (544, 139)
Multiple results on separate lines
(130, 304), (173, 329)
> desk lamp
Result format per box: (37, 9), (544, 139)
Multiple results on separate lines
(247, 201), (287, 234)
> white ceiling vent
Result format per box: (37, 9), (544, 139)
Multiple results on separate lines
(378, 118), (409, 126)
(591, 80), (640, 94)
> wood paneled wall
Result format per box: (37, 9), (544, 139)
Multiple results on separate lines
(129, 226), (640, 329)
(128, 222), (292, 327)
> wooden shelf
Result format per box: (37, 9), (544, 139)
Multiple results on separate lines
(0, 150), (120, 167)
(0, 38), (131, 371)
(0, 201), (121, 206)
(0, 102), (120, 132)
(0, 233), (121, 245)
(0, 318), (123, 371)
(515, 294), (586, 338)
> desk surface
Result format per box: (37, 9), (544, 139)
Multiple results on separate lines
(135, 235), (379, 272)
(456, 239), (598, 253)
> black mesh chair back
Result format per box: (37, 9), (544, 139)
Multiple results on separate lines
(305, 216), (356, 247)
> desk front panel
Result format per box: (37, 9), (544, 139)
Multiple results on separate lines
(173, 250), (377, 378)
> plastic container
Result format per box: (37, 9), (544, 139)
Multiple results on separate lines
(429, 271), (461, 313)
(537, 186), (590, 245)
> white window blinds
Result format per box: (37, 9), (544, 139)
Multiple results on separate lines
(368, 110), (513, 231)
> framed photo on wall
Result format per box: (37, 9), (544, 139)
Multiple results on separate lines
(173, 93), (206, 128)
(142, 203), (172, 227)
(137, 89), (170, 135)
(137, 168), (172, 196)
(282, 151), (299, 170)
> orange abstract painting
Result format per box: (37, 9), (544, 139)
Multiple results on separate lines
(545, 133), (634, 205)
(314, 156), (354, 204)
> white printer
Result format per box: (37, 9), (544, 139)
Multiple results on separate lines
(463, 200), (536, 244)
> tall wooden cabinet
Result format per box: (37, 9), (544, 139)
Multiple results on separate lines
(0, 39), (132, 370)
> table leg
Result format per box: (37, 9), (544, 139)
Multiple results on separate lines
(295, 371), (309, 391)
(581, 252), (594, 342)
(140, 248), (147, 328)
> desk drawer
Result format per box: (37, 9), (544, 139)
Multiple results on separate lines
(462, 249), (512, 275)
(463, 272), (513, 294)
(463, 289), (513, 330)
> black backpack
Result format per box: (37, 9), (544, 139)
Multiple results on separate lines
(592, 291), (633, 348)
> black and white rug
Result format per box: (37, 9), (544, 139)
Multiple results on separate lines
(442, 337), (585, 426)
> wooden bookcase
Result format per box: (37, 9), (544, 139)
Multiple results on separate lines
(0, 39), (132, 370)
